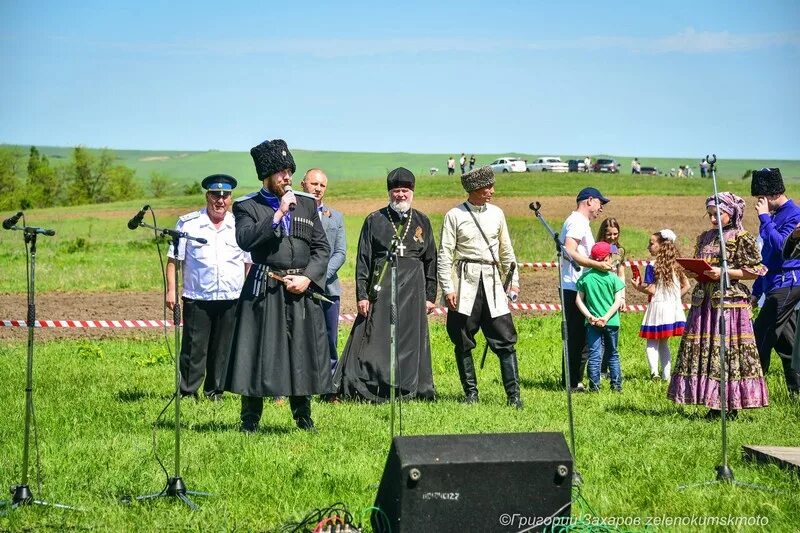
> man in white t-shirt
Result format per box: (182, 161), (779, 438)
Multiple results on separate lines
(559, 186), (612, 391)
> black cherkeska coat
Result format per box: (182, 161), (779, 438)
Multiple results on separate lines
(223, 192), (332, 397)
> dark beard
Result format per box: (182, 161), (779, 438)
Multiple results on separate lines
(266, 175), (286, 196)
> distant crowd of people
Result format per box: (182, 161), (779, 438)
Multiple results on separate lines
(446, 153), (477, 175)
(168, 138), (798, 432)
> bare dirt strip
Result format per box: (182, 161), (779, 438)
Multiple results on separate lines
(1, 195), (759, 340)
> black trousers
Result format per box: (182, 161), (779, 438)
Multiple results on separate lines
(180, 298), (238, 396)
(754, 285), (800, 392)
(241, 395), (311, 425)
(321, 296), (340, 369)
(446, 279), (517, 356)
(562, 290), (587, 388)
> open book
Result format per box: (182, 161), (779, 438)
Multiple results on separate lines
(677, 258), (715, 283)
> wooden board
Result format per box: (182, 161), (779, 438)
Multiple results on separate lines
(742, 445), (800, 473)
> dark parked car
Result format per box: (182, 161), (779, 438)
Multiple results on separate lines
(639, 166), (658, 175)
(592, 159), (619, 173)
(567, 159), (587, 172)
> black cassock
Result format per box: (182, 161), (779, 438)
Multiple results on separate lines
(222, 193), (332, 397)
(333, 207), (437, 401)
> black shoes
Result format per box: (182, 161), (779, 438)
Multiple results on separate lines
(240, 420), (259, 434)
(704, 409), (738, 421)
(507, 396), (524, 410)
(240, 417), (317, 433)
(295, 417), (317, 432)
(463, 392), (479, 404)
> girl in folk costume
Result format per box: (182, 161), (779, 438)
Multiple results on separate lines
(668, 193), (768, 418)
(632, 229), (690, 380)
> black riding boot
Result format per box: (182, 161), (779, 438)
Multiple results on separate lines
(455, 351), (479, 403)
(499, 352), (523, 409)
(781, 357), (800, 396)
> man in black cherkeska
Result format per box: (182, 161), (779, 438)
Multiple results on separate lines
(223, 139), (331, 432)
(333, 167), (437, 402)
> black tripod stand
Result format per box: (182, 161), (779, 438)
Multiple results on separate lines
(129, 209), (211, 509)
(529, 202), (584, 485)
(0, 213), (79, 514)
(678, 155), (774, 492)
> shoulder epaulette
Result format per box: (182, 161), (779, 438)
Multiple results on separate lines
(178, 210), (203, 222)
(234, 192), (259, 203)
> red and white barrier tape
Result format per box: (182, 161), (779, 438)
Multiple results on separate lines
(517, 259), (650, 269)
(1, 319), (175, 328)
(2, 302), (690, 328)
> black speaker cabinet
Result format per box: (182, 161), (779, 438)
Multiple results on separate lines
(372, 432), (572, 533)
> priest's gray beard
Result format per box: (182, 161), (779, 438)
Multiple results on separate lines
(389, 200), (412, 213)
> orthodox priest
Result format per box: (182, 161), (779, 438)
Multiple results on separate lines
(333, 168), (437, 402)
(223, 139), (331, 432)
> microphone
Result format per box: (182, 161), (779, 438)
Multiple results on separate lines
(284, 186), (296, 212)
(127, 205), (150, 230)
(3, 211), (23, 230)
(25, 227), (55, 237)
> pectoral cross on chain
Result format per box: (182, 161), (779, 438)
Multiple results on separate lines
(396, 241), (406, 257)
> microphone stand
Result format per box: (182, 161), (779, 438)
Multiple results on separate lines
(388, 237), (402, 439)
(529, 202), (583, 486)
(131, 219), (211, 509)
(678, 156), (773, 492)
(0, 220), (80, 514)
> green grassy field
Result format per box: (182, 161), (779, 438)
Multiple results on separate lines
(3, 172), (800, 294)
(1, 320), (799, 532)
(7, 144), (800, 185)
(1, 172), (799, 531)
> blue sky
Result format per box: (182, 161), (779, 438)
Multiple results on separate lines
(1, 0), (798, 158)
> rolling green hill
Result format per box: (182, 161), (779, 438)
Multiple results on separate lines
(6, 144), (800, 185)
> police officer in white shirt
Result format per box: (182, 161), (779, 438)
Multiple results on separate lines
(167, 174), (251, 401)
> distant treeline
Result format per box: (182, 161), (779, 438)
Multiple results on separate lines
(0, 146), (201, 210)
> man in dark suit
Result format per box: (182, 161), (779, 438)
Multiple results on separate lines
(302, 168), (347, 372)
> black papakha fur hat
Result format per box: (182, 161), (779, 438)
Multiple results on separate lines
(250, 139), (296, 180)
(461, 165), (495, 192)
(387, 167), (415, 191)
(751, 167), (784, 197)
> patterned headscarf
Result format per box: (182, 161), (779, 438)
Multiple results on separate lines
(705, 191), (745, 230)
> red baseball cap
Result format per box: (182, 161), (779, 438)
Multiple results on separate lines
(590, 241), (612, 261)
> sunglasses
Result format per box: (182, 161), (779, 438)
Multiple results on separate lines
(209, 191), (232, 198)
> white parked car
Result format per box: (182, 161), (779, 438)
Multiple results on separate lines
(527, 157), (569, 173)
(489, 157), (527, 173)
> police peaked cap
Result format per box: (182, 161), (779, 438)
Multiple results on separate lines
(387, 167), (415, 191)
(201, 174), (238, 191)
(250, 139), (296, 180)
(751, 167), (784, 197)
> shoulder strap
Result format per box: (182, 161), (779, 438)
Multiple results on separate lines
(463, 202), (499, 266)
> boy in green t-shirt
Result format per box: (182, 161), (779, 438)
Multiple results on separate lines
(576, 241), (626, 392)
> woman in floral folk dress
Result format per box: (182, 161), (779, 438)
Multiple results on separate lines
(668, 192), (769, 419)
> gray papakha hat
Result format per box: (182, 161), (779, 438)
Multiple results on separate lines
(461, 165), (495, 192)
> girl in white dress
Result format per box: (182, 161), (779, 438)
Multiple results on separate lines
(632, 229), (691, 380)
